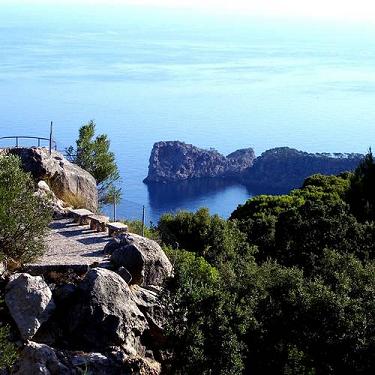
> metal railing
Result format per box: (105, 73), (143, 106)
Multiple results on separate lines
(0, 136), (57, 151)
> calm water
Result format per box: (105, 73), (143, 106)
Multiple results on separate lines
(1, 5), (375, 223)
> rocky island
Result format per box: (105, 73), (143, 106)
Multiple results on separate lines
(143, 141), (256, 183)
(144, 141), (364, 191)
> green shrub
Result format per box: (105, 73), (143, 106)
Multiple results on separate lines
(0, 324), (18, 369)
(0, 155), (52, 263)
(347, 150), (375, 221)
(158, 208), (251, 267)
(122, 219), (159, 241)
(162, 248), (245, 375)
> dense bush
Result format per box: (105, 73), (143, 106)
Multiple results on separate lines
(0, 324), (17, 370)
(158, 152), (375, 374)
(0, 155), (51, 263)
(158, 208), (252, 267)
(347, 150), (375, 221)
(162, 248), (246, 375)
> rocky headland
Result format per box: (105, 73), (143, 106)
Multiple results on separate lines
(144, 142), (363, 191)
(143, 141), (255, 183)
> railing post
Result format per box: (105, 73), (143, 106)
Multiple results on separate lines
(113, 200), (117, 222)
(38, 138), (41, 147)
(49, 121), (53, 155)
(16, 137), (18, 148)
(142, 205), (145, 237)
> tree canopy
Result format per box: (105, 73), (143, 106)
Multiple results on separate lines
(67, 120), (120, 202)
(156, 151), (375, 374)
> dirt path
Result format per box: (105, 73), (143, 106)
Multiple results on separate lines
(26, 219), (112, 272)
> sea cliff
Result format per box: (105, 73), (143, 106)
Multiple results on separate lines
(144, 141), (255, 183)
(144, 142), (363, 191)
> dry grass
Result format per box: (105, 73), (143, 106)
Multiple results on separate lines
(61, 191), (89, 209)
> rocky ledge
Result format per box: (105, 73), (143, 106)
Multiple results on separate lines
(144, 142), (363, 191)
(143, 141), (255, 183)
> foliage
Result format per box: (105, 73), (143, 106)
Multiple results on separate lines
(0, 298), (18, 370)
(347, 149), (375, 221)
(103, 185), (122, 205)
(122, 219), (159, 241)
(0, 324), (18, 369)
(66, 120), (120, 201)
(158, 208), (252, 267)
(158, 151), (375, 374)
(230, 173), (373, 266)
(162, 248), (245, 375)
(302, 172), (351, 198)
(246, 251), (375, 374)
(0, 155), (52, 263)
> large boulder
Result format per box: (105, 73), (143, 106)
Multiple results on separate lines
(144, 141), (255, 183)
(6, 147), (98, 211)
(123, 356), (161, 375)
(13, 342), (125, 375)
(131, 286), (162, 321)
(131, 285), (166, 348)
(13, 341), (70, 375)
(66, 268), (147, 354)
(5, 273), (55, 340)
(110, 234), (173, 286)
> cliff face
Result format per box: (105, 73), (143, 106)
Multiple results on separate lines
(143, 141), (256, 183)
(144, 142), (363, 191)
(245, 147), (363, 191)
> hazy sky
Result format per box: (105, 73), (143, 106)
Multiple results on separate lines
(3, 0), (375, 23)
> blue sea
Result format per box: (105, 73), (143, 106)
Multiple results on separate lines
(1, 5), (375, 223)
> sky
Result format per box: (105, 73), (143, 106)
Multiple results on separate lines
(2, 0), (375, 23)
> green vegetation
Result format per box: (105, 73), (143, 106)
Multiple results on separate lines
(0, 324), (17, 369)
(157, 151), (375, 374)
(121, 219), (159, 241)
(0, 155), (52, 263)
(0, 298), (17, 370)
(67, 120), (120, 202)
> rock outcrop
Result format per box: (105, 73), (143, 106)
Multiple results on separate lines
(5, 147), (98, 211)
(144, 142), (363, 192)
(5, 273), (56, 340)
(66, 268), (148, 354)
(13, 341), (70, 375)
(144, 141), (255, 183)
(13, 341), (161, 375)
(245, 147), (363, 191)
(109, 234), (173, 286)
(3, 268), (166, 374)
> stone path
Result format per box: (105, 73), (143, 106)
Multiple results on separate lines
(25, 218), (113, 274)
